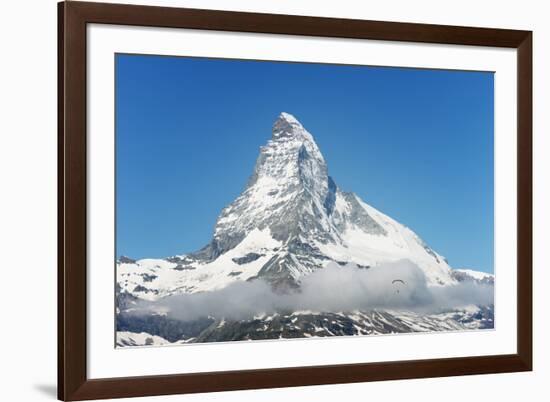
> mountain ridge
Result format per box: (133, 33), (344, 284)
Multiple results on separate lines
(116, 112), (490, 301)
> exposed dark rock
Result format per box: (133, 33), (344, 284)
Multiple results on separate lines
(141, 273), (158, 282)
(119, 256), (136, 264)
(232, 253), (264, 265)
(117, 313), (214, 342)
(173, 264), (196, 271)
(133, 285), (158, 294)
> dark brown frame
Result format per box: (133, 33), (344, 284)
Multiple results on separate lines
(58, 1), (532, 400)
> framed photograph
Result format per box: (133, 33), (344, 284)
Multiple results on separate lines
(58, 1), (532, 400)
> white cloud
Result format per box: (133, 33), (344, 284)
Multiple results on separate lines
(130, 260), (494, 321)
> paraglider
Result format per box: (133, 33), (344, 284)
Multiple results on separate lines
(391, 279), (406, 294)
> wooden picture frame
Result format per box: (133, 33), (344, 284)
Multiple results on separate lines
(58, 1), (532, 400)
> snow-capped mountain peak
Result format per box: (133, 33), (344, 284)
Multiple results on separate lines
(208, 112), (331, 259)
(272, 112), (307, 137)
(118, 113), (470, 300)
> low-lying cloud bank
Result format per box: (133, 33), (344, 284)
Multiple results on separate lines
(129, 260), (494, 322)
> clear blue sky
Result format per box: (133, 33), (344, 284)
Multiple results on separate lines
(116, 54), (494, 273)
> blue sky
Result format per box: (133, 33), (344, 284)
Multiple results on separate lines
(116, 54), (494, 273)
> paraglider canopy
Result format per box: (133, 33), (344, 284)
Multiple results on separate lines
(391, 279), (406, 293)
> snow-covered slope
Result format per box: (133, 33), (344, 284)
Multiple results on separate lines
(116, 331), (170, 347)
(452, 269), (495, 285)
(118, 229), (282, 300)
(117, 113), (482, 301)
